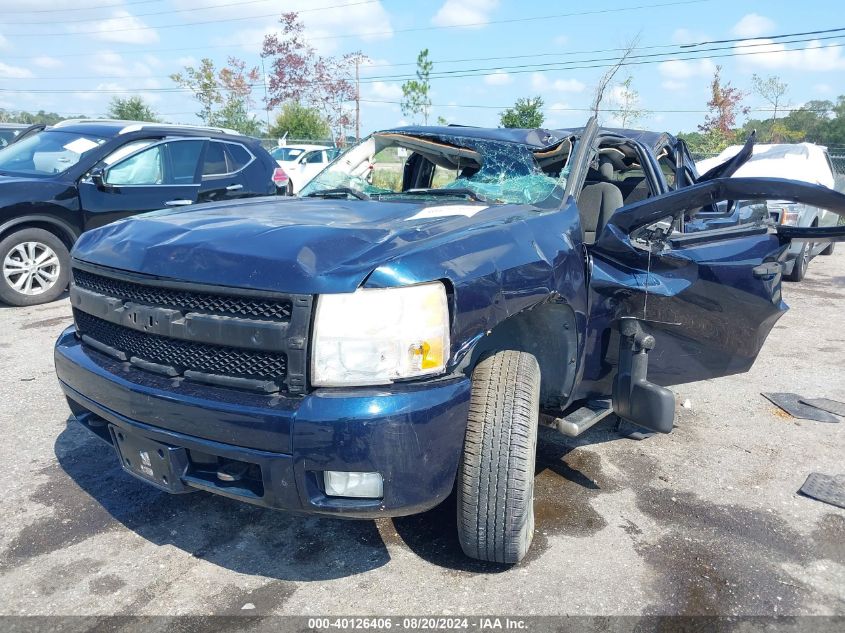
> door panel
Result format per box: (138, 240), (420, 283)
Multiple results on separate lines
(589, 176), (845, 385)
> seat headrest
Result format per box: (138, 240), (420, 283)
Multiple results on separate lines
(598, 155), (614, 180)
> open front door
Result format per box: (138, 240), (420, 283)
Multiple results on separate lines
(590, 176), (845, 388)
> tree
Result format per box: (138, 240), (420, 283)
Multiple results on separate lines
(700, 65), (748, 135)
(698, 65), (749, 151)
(401, 49), (433, 125)
(592, 37), (639, 117)
(609, 76), (649, 128)
(171, 57), (262, 136)
(107, 96), (158, 122)
(751, 74), (789, 141)
(262, 13), (364, 143)
(0, 109), (84, 125)
(499, 96), (545, 128)
(269, 102), (330, 140)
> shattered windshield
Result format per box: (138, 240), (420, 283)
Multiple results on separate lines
(299, 131), (571, 205)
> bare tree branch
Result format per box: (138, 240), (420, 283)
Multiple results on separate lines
(591, 35), (640, 118)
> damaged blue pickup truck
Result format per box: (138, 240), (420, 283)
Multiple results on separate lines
(54, 120), (845, 563)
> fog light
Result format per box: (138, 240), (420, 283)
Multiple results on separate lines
(324, 471), (383, 498)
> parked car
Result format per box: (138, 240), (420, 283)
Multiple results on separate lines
(0, 119), (281, 306)
(269, 144), (322, 165)
(55, 121), (845, 563)
(693, 142), (840, 280)
(272, 145), (341, 195)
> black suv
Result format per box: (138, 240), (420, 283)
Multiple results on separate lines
(0, 119), (279, 306)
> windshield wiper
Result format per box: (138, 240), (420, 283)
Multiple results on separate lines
(305, 187), (370, 201)
(384, 188), (489, 203)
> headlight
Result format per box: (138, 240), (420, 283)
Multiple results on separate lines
(777, 203), (801, 226)
(311, 282), (450, 387)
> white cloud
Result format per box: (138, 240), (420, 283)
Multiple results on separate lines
(553, 35), (568, 47)
(484, 69), (512, 85)
(731, 13), (776, 39)
(202, 0), (393, 54)
(0, 34), (9, 51)
(658, 58), (716, 80)
(74, 79), (163, 105)
(88, 50), (154, 78)
(177, 56), (198, 68)
(735, 39), (845, 71)
(0, 61), (33, 79)
(530, 72), (586, 93)
(367, 81), (403, 101)
(432, 0), (499, 29)
(70, 10), (159, 45)
(814, 83), (832, 95)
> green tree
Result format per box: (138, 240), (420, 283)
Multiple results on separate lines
(751, 74), (789, 141)
(401, 49), (433, 124)
(269, 102), (330, 140)
(0, 109), (83, 125)
(107, 96), (159, 122)
(499, 96), (545, 128)
(610, 76), (649, 128)
(171, 57), (262, 135)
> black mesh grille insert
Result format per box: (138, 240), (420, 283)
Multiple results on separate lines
(74, 309), (287, 385)
(73, 268), (292, 321)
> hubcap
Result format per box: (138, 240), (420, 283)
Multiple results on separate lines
(3, 241), (61, 296)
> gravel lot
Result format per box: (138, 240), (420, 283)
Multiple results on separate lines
(0, 252), (843, 617)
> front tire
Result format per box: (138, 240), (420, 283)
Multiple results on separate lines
(457, 350), (540, 564)
(0, 228), (70, 306)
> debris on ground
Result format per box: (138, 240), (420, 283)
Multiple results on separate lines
(798, 473), (845, 509)
(761, 392), (841, 423)
(799, 397), (845, 418)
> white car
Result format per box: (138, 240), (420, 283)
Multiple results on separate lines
(269, 143), (326, 167)
(275, 147), (340, 195)
(696, 143), (840, 281)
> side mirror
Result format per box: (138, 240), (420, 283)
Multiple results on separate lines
(90, 169), (107, 190)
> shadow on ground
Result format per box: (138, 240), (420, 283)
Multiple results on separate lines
(2, 417), (628, 582)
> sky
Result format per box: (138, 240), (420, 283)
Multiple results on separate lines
(1, 0), (844, 136)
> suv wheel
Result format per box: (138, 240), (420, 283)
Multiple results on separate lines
(785, 241), (810, 282)
(0, 228), (70, 306)
(457, 350), (540, 564)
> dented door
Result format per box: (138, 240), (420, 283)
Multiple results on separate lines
(589, 177), (845, 386)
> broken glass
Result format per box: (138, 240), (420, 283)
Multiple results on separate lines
(300, 132), (568, 206)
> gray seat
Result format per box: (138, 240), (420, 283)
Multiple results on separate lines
(579, 182), (623, 245)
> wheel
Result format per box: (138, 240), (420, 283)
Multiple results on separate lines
(820, 242), (835, 256)
(0, 228), (70, 306)
(457, 350), (540, 564)
(785, 241), (810, 282)
(286, 181), (295, 196)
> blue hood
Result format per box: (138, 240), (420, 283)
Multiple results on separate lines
(73, 196), (512, 294)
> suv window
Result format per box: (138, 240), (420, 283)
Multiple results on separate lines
(304, 151), (325, 164)
(104, 139), (204, 186)
(106, 145), (164, 185)
(225, 143), (252, 171)
(170, 140), (204, 183)
(203, 141), (229, 176)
